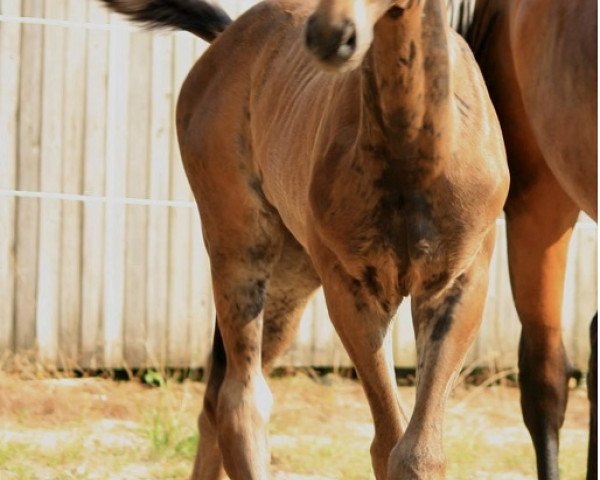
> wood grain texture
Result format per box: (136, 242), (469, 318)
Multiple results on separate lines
(123, 29), (151, 368)
(80, 2), (109, 369)
(59, 0), (87, 367)
(14, 0), (43, 352)
(145, 34), (173, 367)
(102, 13), (129, 368)
(36, 0), (66, 363)
(0, 0), (22, 353)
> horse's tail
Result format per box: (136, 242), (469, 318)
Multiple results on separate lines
(99, 0), (233, 43)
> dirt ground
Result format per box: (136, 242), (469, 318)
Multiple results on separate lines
(0, 371), (590, 479)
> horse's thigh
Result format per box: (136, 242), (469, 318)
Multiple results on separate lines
(262, 233), (321, 368)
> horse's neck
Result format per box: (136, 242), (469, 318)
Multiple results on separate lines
(359, 0), (451, 184)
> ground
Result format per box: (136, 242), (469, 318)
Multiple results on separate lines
(0, 371), (589, 479)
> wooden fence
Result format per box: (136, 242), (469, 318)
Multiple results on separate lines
(0, 0), (597, 371)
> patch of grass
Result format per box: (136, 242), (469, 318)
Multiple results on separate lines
(1, 464), (39, 480)
(144, 407), (198, 459)
(0, 442), (30, 466)
(272, 436), (373, 479)
(147, 459), (195, 480)
(559, 438), (588, 479)
(38, 441), (85, 467)
(141, 371), (199, 461)
(494, 442), (537, 475)
(174, 432), (199, 459)
(0, 440), (87, 480)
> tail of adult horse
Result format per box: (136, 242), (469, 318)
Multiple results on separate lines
(99, 0), (232, 43)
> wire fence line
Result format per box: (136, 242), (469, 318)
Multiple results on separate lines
(0, 13), (142, 31)
(0, 189), (197, 209)
(0, 0), (596, 371)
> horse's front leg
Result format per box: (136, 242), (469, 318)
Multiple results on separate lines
(388, 231), (495, 479)
(314, 254), (408, 479)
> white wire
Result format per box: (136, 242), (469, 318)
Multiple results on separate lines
(0, 14), (194, 37)
(0, 14), (137, 32)
(0, 189), (196, 209)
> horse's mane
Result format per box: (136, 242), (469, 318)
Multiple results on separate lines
(446, 0), (477, 37)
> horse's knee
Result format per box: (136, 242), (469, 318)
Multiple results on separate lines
(388, 437), (446, 480)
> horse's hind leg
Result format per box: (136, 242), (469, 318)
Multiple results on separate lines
(588, 313), (597, 480)
(261, 231), (322, 370)
(183, 168), (288, 480)
(505, 169), (579, 479)
(193, 325), (227, 480)
(202, 236), (283, 479)
(191, 229), (320, 480)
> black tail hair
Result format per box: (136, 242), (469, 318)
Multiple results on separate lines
(99, 0), (232, 43)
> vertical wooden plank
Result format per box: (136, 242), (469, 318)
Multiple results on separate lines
(561, 225), (578, 367)
(102, 14), (130, 368)
(311, 291), (335, 367)
(36, 0), (66, 364)
(481, 225), (504, 370)
(0, 0), (22, 353)
(491, 222), (520, 369)
(331, 311), (352, 368)
(284, 294), (315, 366)
(14, 0), (42, 353)
(167, 33), (194, 367)
(80, 2), (109, 369)
(146, 34), (173, 368)
(59, 0), (87, 367)
(123, 29), (151, 368)
(466, 223), (501, 369)
(392, 296), (416, 368)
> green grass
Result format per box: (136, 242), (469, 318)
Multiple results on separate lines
(272, 436), (373, 479)
(0, 440), (88, 480)
(141, 370), (199, 461)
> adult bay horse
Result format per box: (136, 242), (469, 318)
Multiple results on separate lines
(449, 1), (598, 478)
(102, 0), (508, 478)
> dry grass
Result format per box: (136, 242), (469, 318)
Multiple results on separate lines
(0, 370), (590, 479)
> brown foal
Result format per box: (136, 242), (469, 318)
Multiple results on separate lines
(102, 0), (508, 478)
